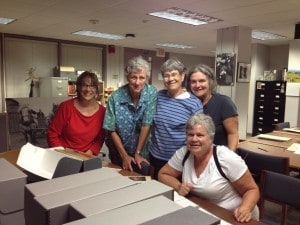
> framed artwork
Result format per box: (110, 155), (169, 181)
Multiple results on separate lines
(216, 53), (236, 86)
(237, 63), (251, 82)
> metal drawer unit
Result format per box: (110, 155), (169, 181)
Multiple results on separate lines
(252, 80), (286, 136)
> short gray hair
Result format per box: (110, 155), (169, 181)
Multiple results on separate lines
(160, 57), (185, 74)
(125, 56), (150, 77)
(186, 113), (215, 141)
(186, 64), (217, 93)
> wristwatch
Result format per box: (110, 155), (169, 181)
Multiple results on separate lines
(135, 150), (141, 155)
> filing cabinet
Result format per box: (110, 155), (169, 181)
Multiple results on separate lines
(252, 80), (286, 136)
(39, 77), (68, 97)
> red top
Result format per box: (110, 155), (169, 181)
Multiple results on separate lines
(47, 98), (106, 155)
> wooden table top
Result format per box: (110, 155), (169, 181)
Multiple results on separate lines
(188, 195), (265, 225)
(238, 131), (300, 170)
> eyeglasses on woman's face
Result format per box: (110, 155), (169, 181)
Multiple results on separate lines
(162, 71), (181, 80)
(80, 83), (97, 90)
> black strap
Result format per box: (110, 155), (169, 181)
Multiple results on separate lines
(182, 145), (229, 181)
(182, 149), (190, 166)
(213, 145), (229, 181)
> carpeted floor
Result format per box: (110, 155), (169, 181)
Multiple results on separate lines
(262, 201), (300, 225)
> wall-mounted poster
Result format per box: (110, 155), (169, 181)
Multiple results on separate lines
(216, 53), (236, 86)
(237, 63), (251, 82)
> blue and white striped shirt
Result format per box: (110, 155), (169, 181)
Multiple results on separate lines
(149, 90), (203, 161)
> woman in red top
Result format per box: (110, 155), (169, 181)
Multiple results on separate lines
(47, 71), (106, 155)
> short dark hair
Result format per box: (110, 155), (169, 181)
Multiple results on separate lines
(76, 71), (99, 94)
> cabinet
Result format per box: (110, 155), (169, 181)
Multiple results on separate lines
(252, 80), (286, 136)
(39, 77), (68, 97)
(104, 87), (114, 106)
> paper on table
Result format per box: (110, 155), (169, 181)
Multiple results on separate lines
(287, 143), (300, 152)
(257, 134), (291, 142)
(283, 128), (300, 133)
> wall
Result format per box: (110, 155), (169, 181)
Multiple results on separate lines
(4, 38), (57, 98)
(269, 45), (289, 70)
(1, 36), (105, 111)
(247, 44), (270, 134)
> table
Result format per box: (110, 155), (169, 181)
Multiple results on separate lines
(187, 195), (264, 225)
(238, 131), (300, 170)
(0, 149), (265, 225)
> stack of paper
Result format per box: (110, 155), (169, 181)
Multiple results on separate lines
(287, 143), (300, 154)
(257, 134), (291, 141)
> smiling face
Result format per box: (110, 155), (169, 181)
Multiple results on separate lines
(189, 71), (210, 100)
(186, 124), (212, 156)
(77, 76), (98, 101)
(162, 70), (185, 94)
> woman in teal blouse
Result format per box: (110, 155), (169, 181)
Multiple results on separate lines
(103, 56), (157, 175)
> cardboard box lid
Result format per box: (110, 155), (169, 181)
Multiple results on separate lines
(17, 143), (83, 179)
(63, 196), (182, 225)
(139, 206), (220, 225)
(0, 158), (27, 213)
(68, 180), (173, 219)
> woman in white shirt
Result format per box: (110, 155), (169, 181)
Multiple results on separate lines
(158, 113), (259, 223)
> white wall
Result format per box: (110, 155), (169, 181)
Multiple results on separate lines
(61, 43), (103, 76)
(247, 44), (270, 134)
(105, 46), (124, 89)
(3, 38), (104, 108)
(4, 38), (57, 98)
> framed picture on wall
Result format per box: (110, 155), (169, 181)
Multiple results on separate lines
(237, 63), (251, 83)
(216, 53), (236, 86)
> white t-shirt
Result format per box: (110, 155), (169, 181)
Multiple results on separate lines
(168, 145), (247, 211)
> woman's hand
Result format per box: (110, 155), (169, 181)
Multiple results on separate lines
(234, 206), (252, 222)
(134, 153), (150, 170)
(177, 182), (194, 196)
(121, 154), (135, 172)
(85, 150), (94, 156)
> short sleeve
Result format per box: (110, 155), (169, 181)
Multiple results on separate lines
(168, 146), (188, 172)
(216, 146), (247, 182)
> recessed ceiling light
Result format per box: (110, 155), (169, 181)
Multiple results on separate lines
(72, 30), (125, 40)
(156, 43), (194, 49)
(252, 31), (286, 40)
(148, 7), (222, 26)
(0, 17), (16, 25)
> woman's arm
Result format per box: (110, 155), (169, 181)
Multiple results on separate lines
(158, 164), (193, 196)
(110, 131), (135, 171)
(231, 170), (260, 222)
(223, 116), (239, 151)
(134, 125), (151, 168)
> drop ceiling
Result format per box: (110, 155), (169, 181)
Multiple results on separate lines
(1, 0), (300, 56)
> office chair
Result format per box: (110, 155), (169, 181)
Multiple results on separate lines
(259, 170), (300, 225)
(274, 122), (290, 130)
(237, 148), (289, 185)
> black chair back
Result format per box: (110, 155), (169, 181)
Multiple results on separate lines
(260, 170), (300, 225)
(274, 122), (290, 130)
(237, 148), (289, 184)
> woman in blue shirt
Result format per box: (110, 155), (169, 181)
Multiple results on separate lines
(149, 57), (203, 179)
(103, 56), (157, 175)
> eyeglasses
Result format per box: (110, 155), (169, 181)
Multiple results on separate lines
(80, 84), (97, 89)
(162, 72), (181, 80)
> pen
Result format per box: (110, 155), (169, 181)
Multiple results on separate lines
(258, 147), (268, 152)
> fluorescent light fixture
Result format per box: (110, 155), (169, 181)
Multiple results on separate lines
(0, 17), (16, 25)
(148, 7), (222, 25)
(156, 43), (193, 49)
(72, 30), (125, 40)
(252, 31), (286, 40)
